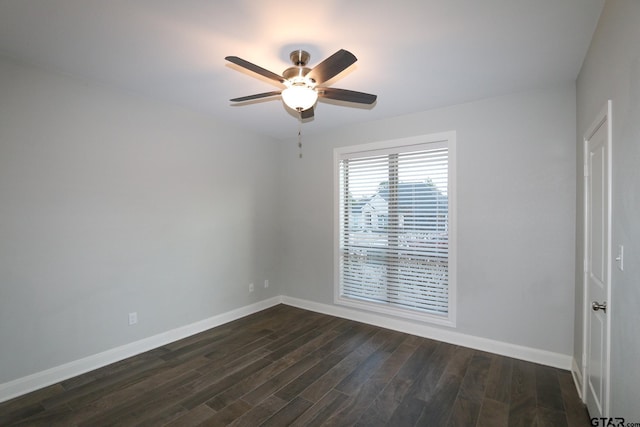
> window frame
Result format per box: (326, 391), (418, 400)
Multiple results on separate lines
(333, 132), (457, 327)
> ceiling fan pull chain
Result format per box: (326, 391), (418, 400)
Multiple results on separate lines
(298, 117), (303, 159)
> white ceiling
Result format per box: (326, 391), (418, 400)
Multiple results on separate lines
(0, 0), (604, 139)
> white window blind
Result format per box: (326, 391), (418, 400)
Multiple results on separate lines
(337, 138), (452, 321)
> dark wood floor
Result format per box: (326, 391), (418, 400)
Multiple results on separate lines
(0, 304), (591, 426)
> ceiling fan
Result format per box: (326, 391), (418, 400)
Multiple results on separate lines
(225, 49), (377, 119)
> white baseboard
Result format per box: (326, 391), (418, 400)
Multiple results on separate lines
(571, 357), (585, 401)
(0, 296), (282, 404)
(1, 294), (574, 403)
(281, 296), (573, 370)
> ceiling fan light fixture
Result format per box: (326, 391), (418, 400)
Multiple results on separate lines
(282, 84), (318, 111)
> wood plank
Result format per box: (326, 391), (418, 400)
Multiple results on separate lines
(61, 347), (170, 391)
(476, 398), (509, 427)
(77, 370), (200, 426)
(204, 326), (348, 410)
(385, 396), (427, 427)
(410, 342), (461, 402)
(0, 401), (47, 426)
(289, 389), (349, 427)
(485, 353), (514, 404)
(39, 356), (168, 410)
(537, 406), (569, 427)
(163, 404), (217, 427)
(259, 396), (313, 427)
(198, 398), (253, 426)
(414, 371), (464, 426)
(196, 342), (274, 381)
(227, 395), (288, 427)
(354, 338), (437, 425)
(322, 338), (416, 426)
(241, 348), (332, 406)
(265, 316), (346, 361)
(239, 321), (368, 406)
(508, 359), (538, 427)
(458, 351), (492, 401)
(262, 312), (334, 353)
(297, 326), (381, 402)
(274, 353), (344, 402)
(535, 364), (565, 412)
(557, 370), (591, 427)
(354, 377), (414, 427)
(447, 395), (482, 427)
(63, 356), (207, 424)
(179, 357), (272, 410)
(333, 346), (389, 395)
(349, 340), (417, 426)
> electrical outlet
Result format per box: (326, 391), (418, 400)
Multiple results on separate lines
(264, 279), (269, 288)
(128, 312), (138, 325)
(249, 283), (254, 293)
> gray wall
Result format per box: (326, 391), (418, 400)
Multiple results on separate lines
(278, 85), (577, 356)
(575, 0), (640, 419)
(0, 57), (281, 383)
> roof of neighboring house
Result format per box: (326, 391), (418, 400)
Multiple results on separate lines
(376, 182), (448, 214)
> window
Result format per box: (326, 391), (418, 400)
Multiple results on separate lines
(334, 133), (456, 326)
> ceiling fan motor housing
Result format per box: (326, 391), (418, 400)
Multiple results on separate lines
(283, 66), (313, 82)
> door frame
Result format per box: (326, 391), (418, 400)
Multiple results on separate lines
(581, 99), (612, 416)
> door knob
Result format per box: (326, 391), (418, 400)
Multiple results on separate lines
(592, 301), (607, 313)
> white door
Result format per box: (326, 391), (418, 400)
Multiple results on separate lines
(584, 100), (612, 418)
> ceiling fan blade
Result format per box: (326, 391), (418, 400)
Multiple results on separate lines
(318, 87), (377, 104)
(225, 56), (285, 84)
(229, 91), (282, 102)
(301, 107), (314, 119)
(306, 49), (357, 84)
